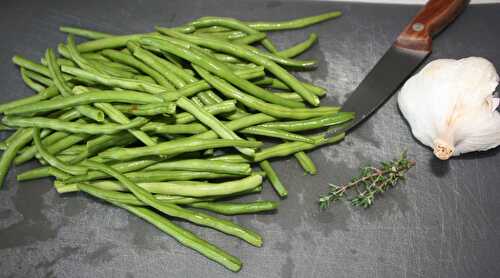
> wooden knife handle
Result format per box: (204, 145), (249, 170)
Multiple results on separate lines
(395, 0), (469, 52)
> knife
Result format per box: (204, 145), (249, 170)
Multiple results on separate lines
(325, 0), (469, 138)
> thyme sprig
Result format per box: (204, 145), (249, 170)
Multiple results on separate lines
(319, 152), (415, 209)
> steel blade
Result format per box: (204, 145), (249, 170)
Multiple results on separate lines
(325, 45), (429, 138)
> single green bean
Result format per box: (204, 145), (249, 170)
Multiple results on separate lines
(33, 128), (87, 175)
(277, 33), (318, 58)
(258, 112), (354, 132)
(20, 68), (45, 92)
(268, 78), (326, 97)
(142, 122), (207, 134)
(4, 90), (164, 115)
(0, 86), (59, 113)
(76, 174), (263, 197)
(0, 128), (33, 187)
(188, 201), (278, 215)
(99, 138), (261, 160)
(59, 26), (112, 39)
(3, 116), (148, 135)
(124, 170), (242, 182)
(294, 151), (317, 175)
(194, 66), (339, 119)
(254, 133), (345, 161)
(259, 160), (287, 197)
(113, 103), (176, 116)
(143, 159), (251, 175)
(21, 69), (54, 87)
(232, 32), (267, 45)
(238, 126), (315, 143)
(76, 33), (153, 52)
(246, 11), (342, 31)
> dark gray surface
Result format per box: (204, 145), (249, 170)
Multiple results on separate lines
(1, 0), (499, 277)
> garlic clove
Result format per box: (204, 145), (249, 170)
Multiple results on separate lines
(398, 57), (500, 159)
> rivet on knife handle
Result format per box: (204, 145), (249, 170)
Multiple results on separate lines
(395, 0), (469, 52)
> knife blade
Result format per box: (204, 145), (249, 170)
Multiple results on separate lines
(325, 0), (469, 138)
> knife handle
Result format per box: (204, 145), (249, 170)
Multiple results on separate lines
(395, 0), (469, 51)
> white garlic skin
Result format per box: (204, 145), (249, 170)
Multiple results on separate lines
(398, 57), (500, 160)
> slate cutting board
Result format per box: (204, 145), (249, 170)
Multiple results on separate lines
(1, 0), (499, 277)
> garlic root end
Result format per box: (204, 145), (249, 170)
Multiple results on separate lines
(433, 139), (455, 160)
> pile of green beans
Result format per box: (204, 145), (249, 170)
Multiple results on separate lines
(0, 11), (349, 272)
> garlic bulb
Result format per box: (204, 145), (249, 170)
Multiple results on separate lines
(398, 57), (500, 160)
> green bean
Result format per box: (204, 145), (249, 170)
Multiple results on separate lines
(78, 174), (262, 197)
(156, 29), (320, 105)
(209, 154), (252, 163)
(190, 16), (277, 53)
(85, 132), (137, 154)
(21, 69), (54, 87)
(32, 128), (87, 175)
(267, 78), (326, 97)
(15, 128), (71, 165)
(238, 126), (314, 143)
(255, 133), (345, 161)
(101, 48), (174, 89)
(71, 181), (242, 271)
(60, 26), (112, 39)
(142, 122), (207, 134)
(58, 145), (86, 156)
(45, 49), (105, 122)
(74, 183), (209, 206)
(72, 86), (157, 147)
(277, 33), (318, 58)
(177, 97), (255, 156)
(175, 100), (236, 124)
(193, 26), (231, 33)
(194, 66), (339, 119)
(4, 90), (164, 115)
(81, 160), (263, 247)
(113, 103), (176, 116)
(99, 138), (261, 160)
(76, 34), (152, 53)
(111, 202), (242, 272)
(294, 151), (317, 175)
(232, 32), (267, 45)
(258, 112), (354, 132)
(194, 30), (246, 40)
(0, 86), (59, 113)
(140, 37), (305, 108)
(192, 113), (276, 140)
(240, 44), (317, 69)
(143, 159), (251, 175)
(124, 170), (242, 182)
(12, 55), (52, 77)
(272, 92), (304, 101)
(20, 68), (45, 92)
(260, 160), (288, 197)
(0, 128), (33, 187)
(64, 158), (163, 183)
(188, 201), (278, 215)
(3, 116), (148, 135)
(246, 11), (342, 31)
(17, 166), (51, 181)
(41, 57), (76, 67)
(128, 42), (187, 89)
(60, 65), (169, 94)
